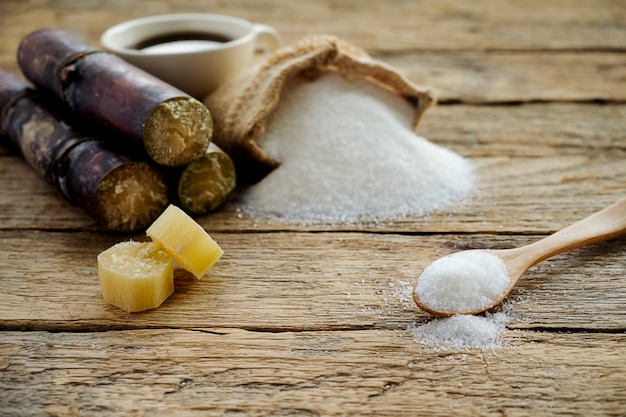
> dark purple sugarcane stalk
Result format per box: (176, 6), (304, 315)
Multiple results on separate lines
(17, 29), (212, 167)
(0, 69), (168, 232)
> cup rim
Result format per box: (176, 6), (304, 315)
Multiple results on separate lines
(101, 13), (256, 57)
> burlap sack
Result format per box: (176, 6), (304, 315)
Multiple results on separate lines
(204, 35), (435, 183)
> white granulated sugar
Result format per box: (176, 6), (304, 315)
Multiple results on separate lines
(240, 72), (474, 222)
(408, 313), (509, 349)
(415, 250), (510, 314)
(387, 279), (415, 309)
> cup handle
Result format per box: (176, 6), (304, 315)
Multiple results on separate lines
(251, 24), (281, 55)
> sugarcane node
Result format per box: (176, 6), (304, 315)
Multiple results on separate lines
(0, 92), (30, 149)
(59, 64), (80, 96)
(0, 72), (30, 134)
(51, 136), (94, 204)
(17, 28), (100, 100)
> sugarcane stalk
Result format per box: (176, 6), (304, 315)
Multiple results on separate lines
(176, 143), (237, 215)
(17, 28), (212, 167)
(0, 69), (169, 232)
(0, 73), (29, 156)
(0, 73), (28, 111)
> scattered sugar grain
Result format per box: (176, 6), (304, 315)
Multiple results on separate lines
(240, 72), (474, 222)
(408, 313), (509, 349)
(415, 250), (510, 314)
(380, 276), (514, 350)
(386, 279), (416, 309)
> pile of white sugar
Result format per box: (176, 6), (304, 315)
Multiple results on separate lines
(414, 250), (511, 314)
(239, 72), (474, 222)
(408, 313), (509, 349)
(386, 278), (513, 349)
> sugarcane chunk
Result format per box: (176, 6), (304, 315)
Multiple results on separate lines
(178, 146), (236, 214)
(146, 204), (223, 279)
(97, 241), (174, 312)
(144, 97), (213, 167)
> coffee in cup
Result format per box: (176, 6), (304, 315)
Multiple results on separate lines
(101, 14), (280, 98)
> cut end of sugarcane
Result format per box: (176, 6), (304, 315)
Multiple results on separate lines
(178, 146), (237, 215)
(97, 241), (174, 313)
(144, 97), (213, 167)
(95, 161), (169, 233)
(146, 204), (223, 279)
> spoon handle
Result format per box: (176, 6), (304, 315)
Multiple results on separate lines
(509, 196), (626, 269)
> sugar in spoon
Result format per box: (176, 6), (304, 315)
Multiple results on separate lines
(413, 196), (626, 316)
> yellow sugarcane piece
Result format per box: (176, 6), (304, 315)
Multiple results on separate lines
(146, 204), (223, 279)
(97, 241), (174, 312)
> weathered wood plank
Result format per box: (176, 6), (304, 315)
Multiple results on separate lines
(0, 156), (101, 231)
(0, 1), (623, 416)
(2, 1), (624, 103)
(1, 103), (624, 232)
(1, 328), (624, 416)
(420, 103), (626, 157)
(2, 52), (625, 103)
(217, 152), (626, 234)
(0, 230), (623, 331)
(380, 51), (626, 103)
(1, 0), (624, 53)
(2, 153), (623, 233)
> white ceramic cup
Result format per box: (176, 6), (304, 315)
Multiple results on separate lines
(101, 14), (280, 98)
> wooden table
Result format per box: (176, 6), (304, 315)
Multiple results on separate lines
(1, 1), (625, 415)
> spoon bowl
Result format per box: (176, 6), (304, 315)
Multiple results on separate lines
(413, 196), (626, 316)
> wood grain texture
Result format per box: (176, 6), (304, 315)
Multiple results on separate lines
(0, 230), (624, 331)
(0, 0), (624, 415)
(1, 0), (624, 53)
(2, 1), (625, 103)
(379, 52), (626, 103)
(1, 329), (625, 417)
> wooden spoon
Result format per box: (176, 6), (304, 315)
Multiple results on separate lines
(413, 196), (626, 316)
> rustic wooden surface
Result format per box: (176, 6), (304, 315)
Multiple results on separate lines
(1, 1), (625, 416)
